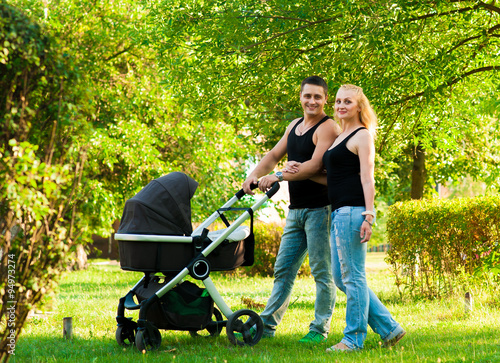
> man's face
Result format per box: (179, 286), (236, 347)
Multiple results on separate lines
(300, 84), (327, 117)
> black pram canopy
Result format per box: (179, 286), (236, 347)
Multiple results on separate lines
(117, 172), (198, 236)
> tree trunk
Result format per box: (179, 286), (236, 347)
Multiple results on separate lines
(74, 244), (88, 270)
(411, 142), (426, 199)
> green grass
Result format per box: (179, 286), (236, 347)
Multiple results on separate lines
(10, 253), (500, 362)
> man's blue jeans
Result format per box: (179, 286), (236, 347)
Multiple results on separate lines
(331, 206), (404, 349)
(260, 206), (335, 337)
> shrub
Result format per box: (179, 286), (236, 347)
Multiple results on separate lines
(0, 4), (89, 360)
(386, 196), (500, 299)
(228, 221), (311, 277)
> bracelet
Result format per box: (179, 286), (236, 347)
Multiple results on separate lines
(361, 210), (376, 218)
(363, 219), (373, 226)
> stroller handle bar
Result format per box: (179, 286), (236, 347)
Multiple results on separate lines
(235, 181), (280, 200)
(192, 181), (280, 237)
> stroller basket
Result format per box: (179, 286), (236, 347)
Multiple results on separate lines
(134, 277), (214, 331)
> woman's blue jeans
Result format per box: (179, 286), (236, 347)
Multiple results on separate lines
(331, 206), (404, 349)
(260, 206), (335, 337)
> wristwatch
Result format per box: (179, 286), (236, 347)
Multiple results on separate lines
(275, 171), (284, 182)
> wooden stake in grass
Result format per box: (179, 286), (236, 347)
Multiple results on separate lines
(464, 292), (473, 313)
(63, 317), (73, 340)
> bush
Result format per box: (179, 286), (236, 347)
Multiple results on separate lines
(386, 196), (500, 299)
(0, 4), (89, 360)
(229, 221), (311, 277)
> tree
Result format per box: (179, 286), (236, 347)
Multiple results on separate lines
(18, 0), (254, 226)
(0, 3), (90, 359)
(150, 0), (500, 201)
(1, 1), (254, 359)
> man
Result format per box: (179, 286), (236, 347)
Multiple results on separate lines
(242, 76), (341, 343)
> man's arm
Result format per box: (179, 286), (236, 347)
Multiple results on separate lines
(309, 173), (328, 185)
(242, 119), (299, 194)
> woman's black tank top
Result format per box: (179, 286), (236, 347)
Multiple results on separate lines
(287, 116), (330, 209)
(323, 127), (366, 211)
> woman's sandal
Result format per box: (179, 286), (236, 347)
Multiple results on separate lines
(326, 342), (354, 353)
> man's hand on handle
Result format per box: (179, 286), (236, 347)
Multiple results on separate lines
(242, 176), (259, 195)
(258, 175), (279, 192)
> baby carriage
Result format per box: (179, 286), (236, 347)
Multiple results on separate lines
(114, 172), (279, 351)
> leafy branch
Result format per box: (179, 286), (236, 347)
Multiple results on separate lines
(446, 23), (500, 54)
(235, 16), (341, 53)
(105, 46), (133, 62)
(479, 1), (500, 15)
(389, 66), (500, 106)
(236, 15), (316, 23)
(407, 1), (500, 22)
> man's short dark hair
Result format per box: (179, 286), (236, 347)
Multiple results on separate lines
(301, 76), (328, 96)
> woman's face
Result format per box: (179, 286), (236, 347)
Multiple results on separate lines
(335, 88), (361, 121)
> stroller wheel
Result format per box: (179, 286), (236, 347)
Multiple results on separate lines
(135, 326), (162, 352)
(189, 308), (224, 338)
(226, 309), (263, 347)
(116, 325), (136, 346)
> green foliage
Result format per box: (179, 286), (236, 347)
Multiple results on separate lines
(150, 0), (500, 201)
(0, 1), (262, 356)
(244, 222), (282, 277)
(36, 0), (255, 226)
(4, 0), (256, 240)
(0, 2), (90, 359)
(228, 222), (310, 277)
(386, 196), (500, 299)
(368, 199), (390, 248)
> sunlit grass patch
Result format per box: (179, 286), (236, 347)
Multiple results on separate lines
(12, 254), (500, 363)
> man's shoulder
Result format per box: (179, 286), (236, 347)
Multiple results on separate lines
(284, 117), (303, 133)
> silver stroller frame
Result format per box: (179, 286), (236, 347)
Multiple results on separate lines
(114, 182), (280, 351)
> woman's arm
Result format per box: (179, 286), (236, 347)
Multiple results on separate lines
(356, 130), (376, 243)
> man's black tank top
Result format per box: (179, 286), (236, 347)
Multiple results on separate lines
(323, 127), (366, 211)
(287, 116), (330, 209)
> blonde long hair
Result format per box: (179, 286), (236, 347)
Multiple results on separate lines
(335, 84), (377, 137)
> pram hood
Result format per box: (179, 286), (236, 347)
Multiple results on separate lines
(117, 172), (198, 236)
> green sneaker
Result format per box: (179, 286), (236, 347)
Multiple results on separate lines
(299, 331), (327, 344)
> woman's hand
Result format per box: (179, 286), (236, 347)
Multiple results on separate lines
(283, 161), (301, 174)
(360, 219), (373, 243)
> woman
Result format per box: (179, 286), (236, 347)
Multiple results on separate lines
(285, 84), (406, 352)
